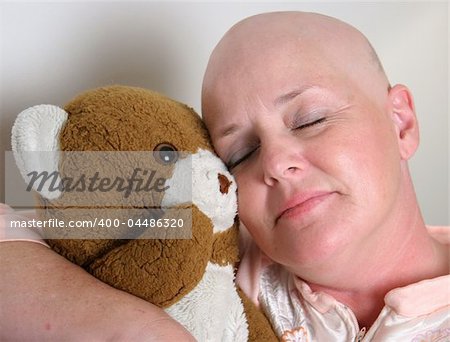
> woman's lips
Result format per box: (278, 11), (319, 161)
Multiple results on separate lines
(276, 191), (335, 222)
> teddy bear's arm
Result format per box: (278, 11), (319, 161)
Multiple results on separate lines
(238, 288), (279, 341)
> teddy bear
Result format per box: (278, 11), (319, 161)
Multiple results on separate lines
(11, 85), (277, 341)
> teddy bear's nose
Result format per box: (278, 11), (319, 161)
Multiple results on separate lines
(217, 173), (232, 194)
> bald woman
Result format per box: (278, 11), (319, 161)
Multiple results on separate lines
(202, 12), (449, 340)
(1, 11), (448, 341)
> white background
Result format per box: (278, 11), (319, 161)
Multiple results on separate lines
(0, 1), (448, 224)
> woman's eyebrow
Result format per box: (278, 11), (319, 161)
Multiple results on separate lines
(274, 85), (320, 107)
(216, 122), (240, 139)
(217, 86), (322, 139)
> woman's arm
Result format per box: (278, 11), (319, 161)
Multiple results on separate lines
(0, 241), (195, 341)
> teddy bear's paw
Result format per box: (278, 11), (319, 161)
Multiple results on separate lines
(165, 262), (249, 342)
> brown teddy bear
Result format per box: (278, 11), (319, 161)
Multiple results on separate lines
(11, 85), (277, 341)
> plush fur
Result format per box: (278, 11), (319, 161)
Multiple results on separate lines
(12, 85), (277, 341)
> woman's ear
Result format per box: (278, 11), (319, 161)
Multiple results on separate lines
(387, 84), (419, 160)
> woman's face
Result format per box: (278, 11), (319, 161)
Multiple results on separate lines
(203, 43), (406, 274)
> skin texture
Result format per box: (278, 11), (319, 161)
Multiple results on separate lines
(202, 12), (449, 328)
(0, 241), (196, 341)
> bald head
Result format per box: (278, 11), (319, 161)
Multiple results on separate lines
(202, 11), (389, 126)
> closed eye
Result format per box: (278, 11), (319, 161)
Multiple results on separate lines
(295, 117), (326, 130)
(227, 118), (326, 170)
(227, 145), (260, 170)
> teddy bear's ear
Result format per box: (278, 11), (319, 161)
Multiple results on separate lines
(11, 105), (68, 199)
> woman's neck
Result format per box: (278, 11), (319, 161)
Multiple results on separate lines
(304, 220), (448, 329)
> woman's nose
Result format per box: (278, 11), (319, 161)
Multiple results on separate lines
(260, 137), (309, 186)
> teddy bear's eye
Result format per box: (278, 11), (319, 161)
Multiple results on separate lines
(154, 143), (178, 165)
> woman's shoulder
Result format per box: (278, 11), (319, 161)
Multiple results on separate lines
(426, 225), (450, 245)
